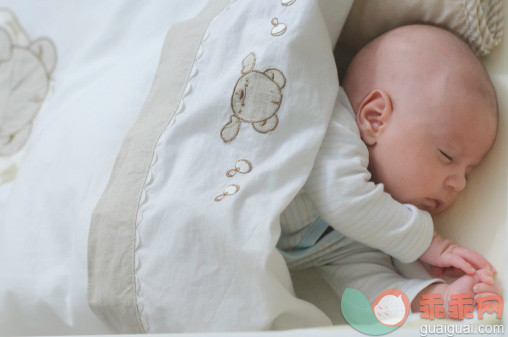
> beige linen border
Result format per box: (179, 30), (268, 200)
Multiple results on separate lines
(87, 0), (229, 333)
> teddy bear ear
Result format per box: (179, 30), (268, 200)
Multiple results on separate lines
(241, 52), (256, 74)
(264, 68), (286, 89)
(0, 28), (12, 62)
(221, 115), (241, 143)
(30, 38), (57, 74)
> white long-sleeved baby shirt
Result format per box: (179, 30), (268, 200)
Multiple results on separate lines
(279, 87), (434, 264)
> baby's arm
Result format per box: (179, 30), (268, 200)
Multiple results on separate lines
(305, 94), (433, 263)
(316, 237), (445, 308)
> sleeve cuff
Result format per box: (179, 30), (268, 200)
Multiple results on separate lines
(397, 278), (446, 312)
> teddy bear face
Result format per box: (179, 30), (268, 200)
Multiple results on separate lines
(231, 70), (282, 123)
(0, 47), (49, 134)
(0, 10), (56, 156)
(220, 52), (286, 143)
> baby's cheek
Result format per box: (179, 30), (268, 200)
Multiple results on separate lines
(410, 163), (440, 191)
(440, 195), (458, 212)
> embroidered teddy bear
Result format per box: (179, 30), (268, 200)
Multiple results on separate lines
(220, 52), (286, 143)
(0, 9), (56, 156)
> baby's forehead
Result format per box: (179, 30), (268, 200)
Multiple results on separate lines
(388, 30), (497, 119)
(411, 90), (497, 159)
(412, 81), (496, 127)
(421, 70), (496, 121)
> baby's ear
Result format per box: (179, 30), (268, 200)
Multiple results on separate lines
(356, 89), (392, 145)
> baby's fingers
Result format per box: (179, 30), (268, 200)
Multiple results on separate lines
(473, 283), (499, 295)
(474, 292), (501, 302)
(477, 269), (495, 285)
(453, 247), (493, 271)
(446, 254), (476, 274)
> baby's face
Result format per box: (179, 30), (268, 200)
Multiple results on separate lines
(345, 25), (498, 215)
(365, 89), (496, 215)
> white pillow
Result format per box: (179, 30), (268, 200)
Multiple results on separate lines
(335, 0), (503, 78)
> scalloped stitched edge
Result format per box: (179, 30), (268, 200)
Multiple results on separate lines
(133, 0), (238, 332)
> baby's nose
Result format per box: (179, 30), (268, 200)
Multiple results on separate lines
(445, 173), (467, 192)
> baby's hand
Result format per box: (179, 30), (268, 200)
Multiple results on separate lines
(473, 268), (501, 302)
(419, 231), (496, 275)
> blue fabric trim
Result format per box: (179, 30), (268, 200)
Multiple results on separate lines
(295, 217), (331, 250)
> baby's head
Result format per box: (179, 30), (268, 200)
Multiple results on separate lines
(343, 24), (498, 215)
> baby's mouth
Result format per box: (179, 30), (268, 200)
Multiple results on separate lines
(424, 198), (443, 212)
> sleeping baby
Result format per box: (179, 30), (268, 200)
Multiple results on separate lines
(277, 24), (501, 317)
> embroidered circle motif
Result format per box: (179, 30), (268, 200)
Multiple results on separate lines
(214, 184), (240, 202)
(271, 18), (287, 37)
(281, 0), (296, 6)
(226, 159), (253, 177)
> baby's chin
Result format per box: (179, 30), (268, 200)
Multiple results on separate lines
(415, 203), (434, 215)
(415, 199), (451, 216)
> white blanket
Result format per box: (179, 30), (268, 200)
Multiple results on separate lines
(0, 0), (208, 334)
(0, 0), (353, 334)
(87, 0), (352, 333)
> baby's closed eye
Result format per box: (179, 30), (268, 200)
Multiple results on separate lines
(439, 149), (453, 162)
